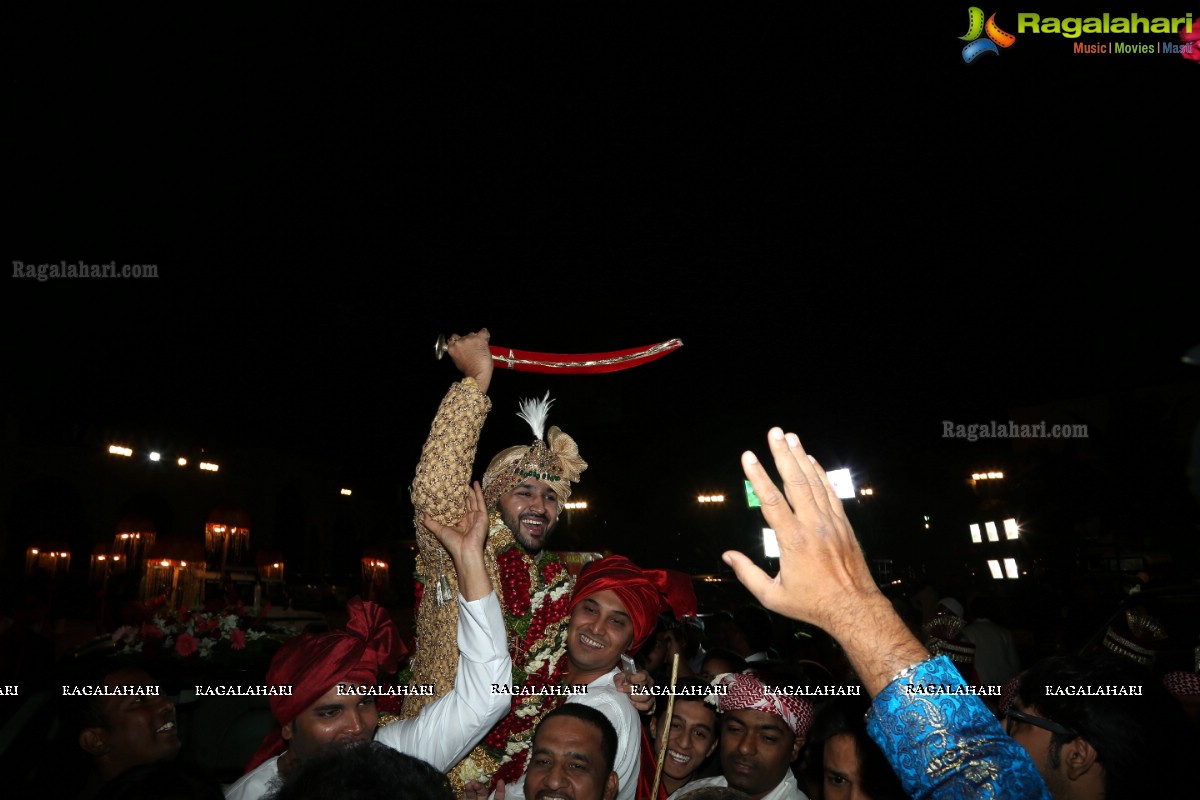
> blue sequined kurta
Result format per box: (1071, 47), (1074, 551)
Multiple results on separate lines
(867, 656), (1052, 800)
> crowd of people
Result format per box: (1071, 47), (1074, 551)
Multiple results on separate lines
(11, 328), (1198, 800)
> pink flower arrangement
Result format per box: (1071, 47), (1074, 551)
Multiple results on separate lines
(112, 606), (275, 662)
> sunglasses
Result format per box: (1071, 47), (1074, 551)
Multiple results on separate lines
(1005, 707), (1078, 738)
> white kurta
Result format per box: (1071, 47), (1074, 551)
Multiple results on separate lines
(224, 592), (510, 800)
(963, 618), (1021, 687)
(499, 667), (641, 800)
(670, 770), (809, 800)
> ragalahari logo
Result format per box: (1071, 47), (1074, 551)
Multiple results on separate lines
(960, 7), (1017, 62)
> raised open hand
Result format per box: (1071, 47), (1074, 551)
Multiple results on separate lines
(722, 428), (881, 633)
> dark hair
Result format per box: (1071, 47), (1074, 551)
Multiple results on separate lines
(93, 762), (224, 800)
(968, 594), (996, 621)
(700, 647), (748, 676)
(65, 661), (151, 733)
(1016, 653), (1190, 798)
(265, 742), (452, 800)
(709, 611), (735, 629)
(732, 605), (773, 653)
(681, 789), (750, 800)
(636, 611), (681, 665)
(537, 704), (618, 774)
(655, 677), (720, 722)
(744, 662), (812, 695)
(805, 695), (905, 800)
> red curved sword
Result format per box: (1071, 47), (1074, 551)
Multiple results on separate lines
(435, 335), (683, 375)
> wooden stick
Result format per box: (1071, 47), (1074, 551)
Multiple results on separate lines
(648, 653), (680, 800)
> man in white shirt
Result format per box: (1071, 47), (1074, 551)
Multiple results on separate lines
(225, 482), (509, 800)
(490, 555), (677, 800)
(963, 597), (1021, 688)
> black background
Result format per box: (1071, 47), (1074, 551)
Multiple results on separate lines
(6, 4), (1198, 575)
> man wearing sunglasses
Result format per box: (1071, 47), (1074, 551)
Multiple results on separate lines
(1007, 653), (1189, 800)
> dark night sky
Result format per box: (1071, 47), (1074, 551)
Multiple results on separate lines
(5, 5), (1198, 560)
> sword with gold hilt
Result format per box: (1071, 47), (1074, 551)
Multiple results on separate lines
(434, 334), (683, 374)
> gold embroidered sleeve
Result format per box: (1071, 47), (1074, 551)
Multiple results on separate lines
(401, 379), (492, 719)
(411, 378), (491, 526)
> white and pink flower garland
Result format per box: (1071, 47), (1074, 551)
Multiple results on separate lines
(475, 512), (574, 788)
(112, 605), (271, 661)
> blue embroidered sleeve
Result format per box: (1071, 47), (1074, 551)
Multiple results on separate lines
(866, 656), (1051, 800)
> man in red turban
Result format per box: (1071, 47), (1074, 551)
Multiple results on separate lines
(226, 483), (510, 800)
(488, 554), (674, 800)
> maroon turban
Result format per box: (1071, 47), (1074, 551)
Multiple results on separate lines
(245, 597), (400, 771)
(661, 569), (698, 621)
(570, 555), (669, 654)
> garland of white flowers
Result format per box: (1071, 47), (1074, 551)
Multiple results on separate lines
(453, 512), (574, 788)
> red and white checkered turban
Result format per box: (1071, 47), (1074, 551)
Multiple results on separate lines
(709, 670), (814, 738)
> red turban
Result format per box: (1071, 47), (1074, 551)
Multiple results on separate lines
(661, 569), (698, 621)
(570, 555), (669, 654)
(244, 597), (400, 771)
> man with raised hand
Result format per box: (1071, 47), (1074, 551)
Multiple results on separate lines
(226, 482), (508, 800)
(724, 428), (1051, 800)
(401, 328), (588, 788)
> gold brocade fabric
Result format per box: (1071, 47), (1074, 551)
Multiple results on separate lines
(398, 379), (574, 792)
(401, 379), (493, 720)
